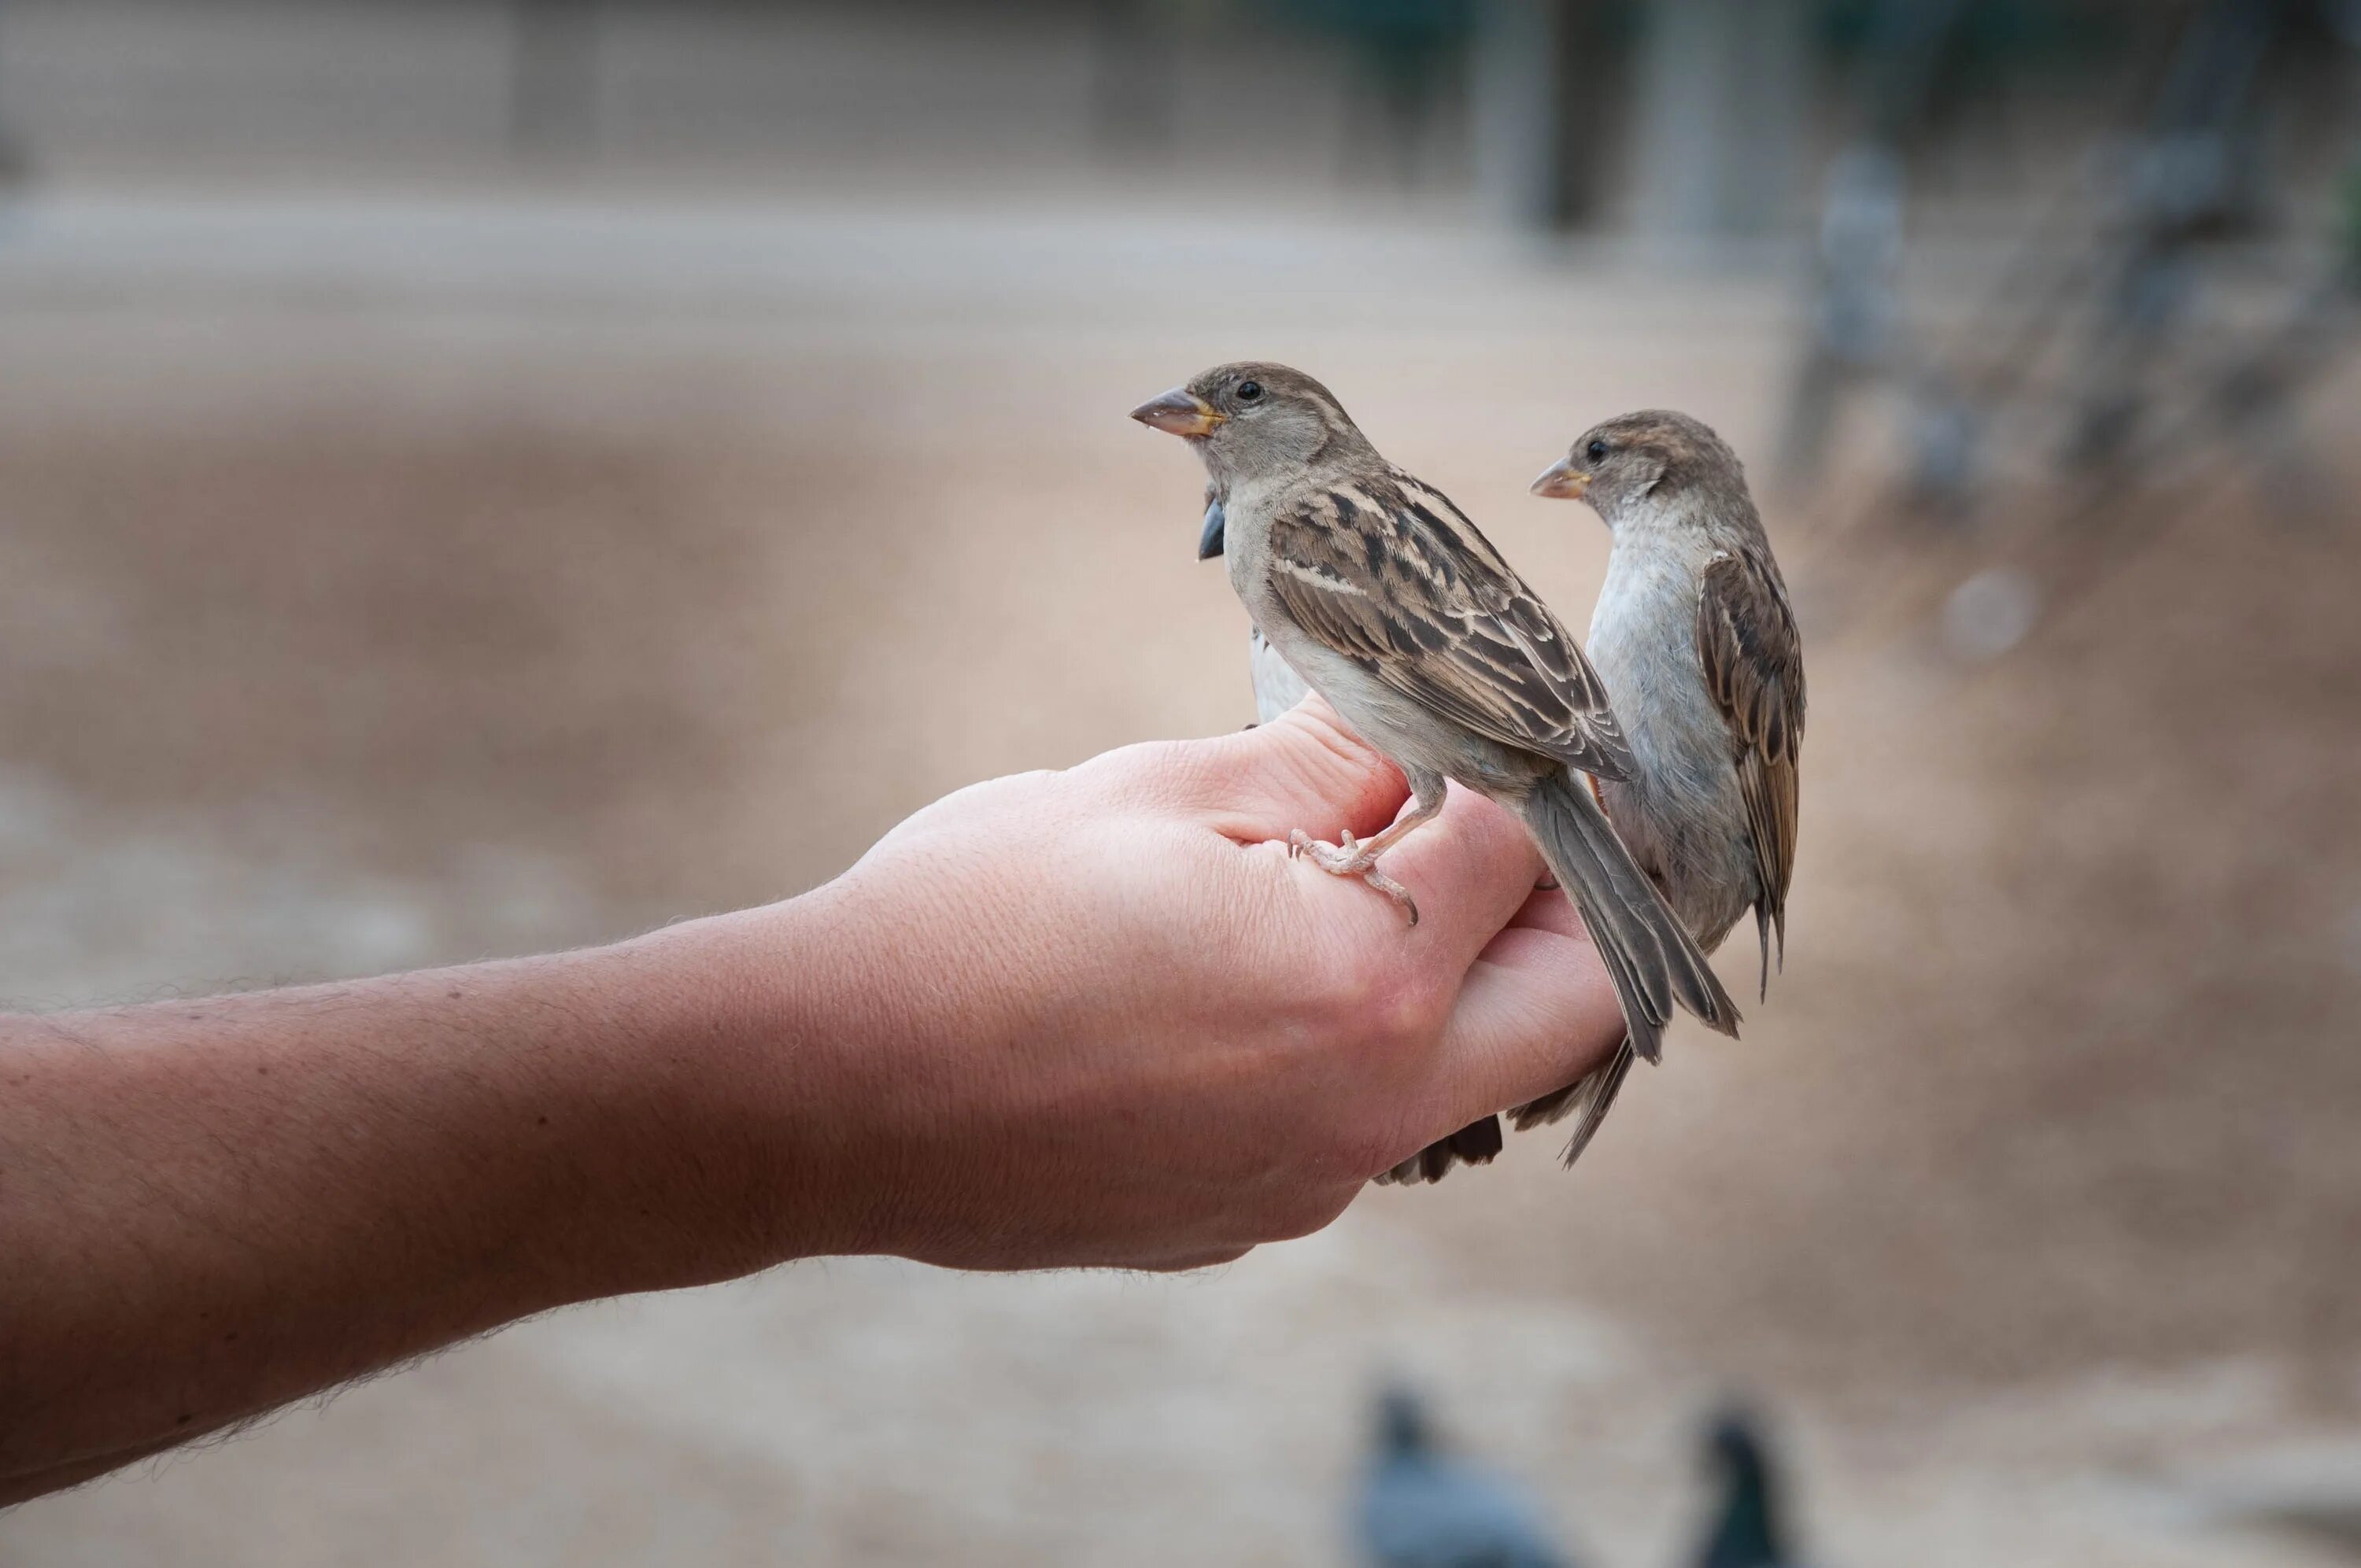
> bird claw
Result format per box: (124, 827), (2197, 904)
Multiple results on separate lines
(1287, 828), (1419, 926)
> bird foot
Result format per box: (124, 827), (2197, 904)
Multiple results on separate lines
(1288, 828), (1419, 926)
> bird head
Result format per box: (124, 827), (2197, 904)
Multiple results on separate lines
(1131, 362), (1376, 540)
(1705, 1408), (1770, 1487)
(1373, 1383), (1435, 1461)
(1697, 1405), (1786, 1568)
(1532, 409), (1748, 529)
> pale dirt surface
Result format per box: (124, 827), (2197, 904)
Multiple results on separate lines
(1, 190), (2359, 1566)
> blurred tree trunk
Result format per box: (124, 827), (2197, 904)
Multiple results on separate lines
(1630, 0), (1808, 239)
(0, 0), (26, 186)
(1090, 0), (1182, 165)
(511, 0), (600, 158)
(1472, 0), (1616, 231)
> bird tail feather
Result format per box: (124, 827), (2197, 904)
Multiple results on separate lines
(1516, 772), (1737, 1057)
(1374, 1112), (1504, 1186)
(1507, 773), (1737, 1166)
(1510, 1035), (1634, 1168)
(1375, 773), (1736, 1182)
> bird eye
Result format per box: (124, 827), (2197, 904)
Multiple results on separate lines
(1585, 438), (1609, 464)
(1236, 380), (1263, 402)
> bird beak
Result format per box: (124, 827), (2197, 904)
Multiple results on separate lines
(1129, 386), (1226, 439)
(1197, 500), (1226, 560)
(1529, 457), (1592, 500)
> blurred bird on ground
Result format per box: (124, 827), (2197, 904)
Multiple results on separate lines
(1354, 1385), (1571, 1568)
(1694, 1407), (1803, 1568)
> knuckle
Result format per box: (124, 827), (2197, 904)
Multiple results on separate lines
(1356, 962), (1449, 1055)
(1087, 739), (1204, 805)
(1275, 703), (1387, 785)
(1120, 736), (1194, 780)
(1317, 937), (1398, 1021)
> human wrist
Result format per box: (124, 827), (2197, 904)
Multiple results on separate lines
(571, 882), (930, 1288)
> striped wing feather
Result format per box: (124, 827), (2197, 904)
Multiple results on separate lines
(1696, 548), (1805, 994)
(1262, 470), (1635, 783)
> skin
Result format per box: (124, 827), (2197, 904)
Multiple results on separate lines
(0, 699), (1624, 1503)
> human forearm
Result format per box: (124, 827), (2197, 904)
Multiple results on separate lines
(0, 921), (823, 1486)
(0, 704), (1628, 1498)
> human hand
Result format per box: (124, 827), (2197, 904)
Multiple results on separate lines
(709, 697), (1628, 1273)
(0, 700), (1627, 1492)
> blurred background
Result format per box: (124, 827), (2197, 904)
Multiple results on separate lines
(1, 1), (2358, 1563)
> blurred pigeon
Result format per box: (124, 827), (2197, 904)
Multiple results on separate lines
(1355, 1385), (1571, 1568)
(1694, 1408), (1800, 1568)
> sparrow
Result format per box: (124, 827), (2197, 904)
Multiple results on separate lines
(1521, 412), (1803, 1166)
(1202, 487), (1312, 725)
(1200, 472), (1487, 1179)
(1214, 479), (1490, 1179)
(1249, 622), (1311, 727)
(1133, 363), (1738, 1184)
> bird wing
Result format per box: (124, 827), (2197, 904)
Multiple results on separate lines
(1262, 470), (1635, 781)
(1696, 547), (1805, 994)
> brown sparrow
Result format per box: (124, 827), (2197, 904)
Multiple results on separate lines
(1522, 412), (1804, 1164)
(1199, 487), (1312, 725)
(1134, 365), (1738, 1183)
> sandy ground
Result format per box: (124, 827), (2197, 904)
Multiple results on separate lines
(2, 189), (2359, 1566)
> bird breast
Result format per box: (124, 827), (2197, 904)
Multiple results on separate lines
(1588, 538), (1755, 946)
(1248, 628), (1310, 725)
